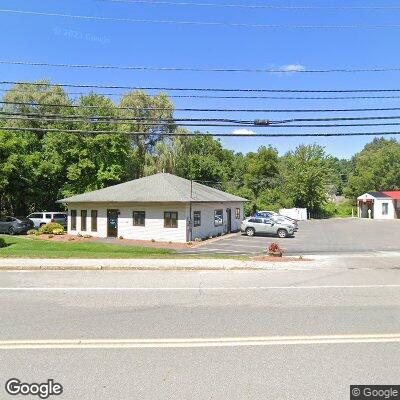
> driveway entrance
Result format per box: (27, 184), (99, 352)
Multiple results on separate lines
(180, 219), (400, 256)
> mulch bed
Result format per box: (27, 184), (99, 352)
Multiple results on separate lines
(29, 234), (190, 250)
(251, 255), (311, 262)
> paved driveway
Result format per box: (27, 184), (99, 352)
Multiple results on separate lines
(181, 218), (400, 256)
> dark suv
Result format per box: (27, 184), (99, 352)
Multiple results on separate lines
(0, 216), (34, 235)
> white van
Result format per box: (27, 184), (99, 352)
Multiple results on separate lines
(26, 212), (67, 229)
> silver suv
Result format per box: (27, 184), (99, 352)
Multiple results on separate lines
(241, 217), (295, 238)
(26, 212), (67, 229)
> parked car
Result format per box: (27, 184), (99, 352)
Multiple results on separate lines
(26, 212), (67, 229)
(0, 216), (34, 235)
(254, 211), (299, 231)
(241, 217), (295, 238)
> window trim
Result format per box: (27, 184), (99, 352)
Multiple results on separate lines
(214, 209), (224, 227)
(164, 211), (178, 228)
(235, 208), (241, 220)
(133, 211), (146, 227)
(81, 210), (87, 231)
(91, 210), (98, 232)
(70, 210), (77, 231)
(382, 202), (389, 216)
(193, 211), (201, 227)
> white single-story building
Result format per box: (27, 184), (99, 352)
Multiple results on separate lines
(57, 173), (247, 243)
(357, 191), (400, 219)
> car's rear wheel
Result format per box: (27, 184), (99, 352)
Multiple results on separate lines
(246, 227), (255, 237)
(277, 229), (288, 238)
(8, 226), (15, 236)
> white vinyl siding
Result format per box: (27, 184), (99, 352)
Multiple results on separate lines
(191, 202), (244, 240)
(67, 201), (245, 242)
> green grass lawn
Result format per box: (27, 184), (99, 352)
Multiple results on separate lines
(0, 235), (176, 259)
(0, 235), (248, 259)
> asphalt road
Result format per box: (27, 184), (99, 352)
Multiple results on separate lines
(181, 218), (400, 255)
(1, 265), (400, 399)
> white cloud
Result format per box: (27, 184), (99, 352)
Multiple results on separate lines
(232, 129), (256, 136)
(280, 64), (306, 72)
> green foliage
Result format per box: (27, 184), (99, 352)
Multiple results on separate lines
(322, 200), (355, 218)
(38, 222), (65, 234)
(27, 229), (37, 235)
(281, 144), (335, 213)
(0, 238), (6, 248)
(52, 228), (65, 235)
(0, 80), (387, 221)
(346, 138), (400, 199)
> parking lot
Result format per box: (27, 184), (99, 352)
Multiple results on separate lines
(181, 218), (400, 256)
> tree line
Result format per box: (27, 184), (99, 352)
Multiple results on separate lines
(0, 80), (399, 217)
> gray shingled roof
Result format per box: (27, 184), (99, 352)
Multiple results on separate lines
(367, 191), (390, 199)
(57, 173), (247, 203)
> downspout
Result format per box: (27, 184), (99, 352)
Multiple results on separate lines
(189, 179), (193, 242)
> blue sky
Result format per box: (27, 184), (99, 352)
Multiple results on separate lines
(1, 0), (400, 159)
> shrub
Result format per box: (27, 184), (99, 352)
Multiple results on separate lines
(83, 234), (92, 239)
(119, 236), (124, 240)
(77, 232), (83, 237)
(34, 231), (42, 236)
(0, 238), (6, 248)
(68, 237), (75, 241)
(27, 229), (37, 235)
(52, 228), (64, 235)
(267, 243), (283, 257)
(321, 200), (355, 218)
(151, 239), (155, 242)
(48, 234), (54, 239)
(38, 222), (65, 235)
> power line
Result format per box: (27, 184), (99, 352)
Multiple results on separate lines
(0, 111), (253, 123)
(5, 110), (400, 124)
(4, 87), (400, 100)
(2, 126), (400, 137)
(3, 60), (400, 73)
(95, 0), (400, 11)
(4, 100), (400, 113)
(4, 115), (400, 128)
(4, 9), (400, 29)
(4, 80), (400, 93)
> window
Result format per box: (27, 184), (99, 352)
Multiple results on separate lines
(53, 213), (67, 219)
(70, 210), (77, 230)
(45, 213), (52, 219)
(133, 211), (145, 226)
(164, 211), (178, 228)
(382, 203), (389, 215)
(81, 210), (87, 231)
(91, 210), (98, 232)
(235, 208), (240, 219)
(214, 209), (223, 226)
(28, 213), (42, 219)
(193, 211), (201, 227)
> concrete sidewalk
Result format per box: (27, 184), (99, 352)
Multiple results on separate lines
(0, 257), (313, 271)
(1, 251), (399, 271)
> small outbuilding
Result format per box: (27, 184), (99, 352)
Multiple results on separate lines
(57, 173), (247, 243)
(357, 191), (400, 219)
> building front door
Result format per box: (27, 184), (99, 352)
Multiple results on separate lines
(226, 208), (232, 233)
(107, 209), (118, 238)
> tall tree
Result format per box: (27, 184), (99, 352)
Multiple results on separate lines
(346, 138), (400, 198)
(281, 144), (334, 213)
(119, 91), (174, 177)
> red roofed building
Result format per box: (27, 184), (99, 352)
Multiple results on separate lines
(357, 191), (400, 219)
